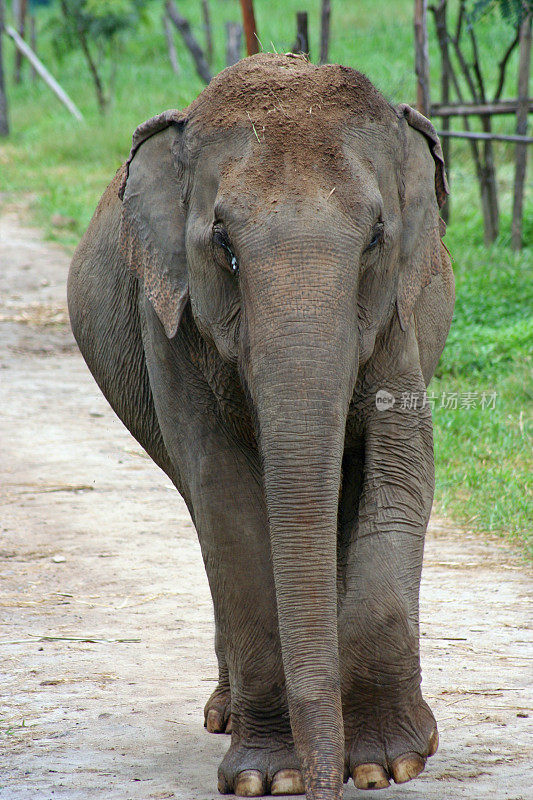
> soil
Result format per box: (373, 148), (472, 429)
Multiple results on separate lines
(0, 207), (531, 800)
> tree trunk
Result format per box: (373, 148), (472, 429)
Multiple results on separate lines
(59, 0), (106, 113)
(166, 0), (212, 84)
(78, 30), (107, 112)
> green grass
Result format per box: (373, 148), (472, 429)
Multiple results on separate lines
(1, 0), (531, 553)
(432, 222), (532, 554)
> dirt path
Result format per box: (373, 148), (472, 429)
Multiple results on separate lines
(0, 211), (531, 800)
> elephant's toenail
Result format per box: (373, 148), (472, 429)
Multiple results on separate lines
(428, 727), (439, 756)
(352, 763), (390, 790)
(235, 769), (264, 797)
(391, 753), (425, 784)
(271, 768), (305, 795)
(206, 708), (222, 733)
(217, 774), (230, 794)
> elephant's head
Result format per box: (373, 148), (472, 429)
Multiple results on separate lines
(119, 54), (448, 799)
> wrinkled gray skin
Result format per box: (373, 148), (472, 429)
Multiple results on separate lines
(68, 55), (454, 800)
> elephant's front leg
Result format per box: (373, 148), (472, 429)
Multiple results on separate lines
(340, 372), (438, 790)
(192, 437), (304, 797)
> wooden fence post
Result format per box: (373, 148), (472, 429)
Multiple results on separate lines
(239, 0), (259, 56)
(320, 0), (331, 65)
(511, 11), (531, 251)
(0, 0), (9, 136)
(295, 11), (309, 56)
(414, 0), (430, 116)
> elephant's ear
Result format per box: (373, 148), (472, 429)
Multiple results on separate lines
(397, 104), (449, 208)
(395, 104), (449, 331)
(119, 110), (189, 339)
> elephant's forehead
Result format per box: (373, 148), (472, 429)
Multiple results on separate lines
(212, 149), (380, 235)
(217, 132), (355, 203)
(210, 125), (383, 222)
(185, 54), (394, 214)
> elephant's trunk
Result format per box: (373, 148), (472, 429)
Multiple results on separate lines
(244, 245), (357, 799)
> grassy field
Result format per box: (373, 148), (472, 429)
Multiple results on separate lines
(1, 0), (531, 553)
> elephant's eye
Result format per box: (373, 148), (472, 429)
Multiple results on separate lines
(364, 222), (384, 252)
(213, 223), (239, 276)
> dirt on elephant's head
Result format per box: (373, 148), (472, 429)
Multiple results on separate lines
(190, 52), (391, 126)
(184, 53), (395, 195)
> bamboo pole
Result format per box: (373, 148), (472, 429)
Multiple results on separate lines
(5, 24), (83, 120)
(511, 11), (532, 251)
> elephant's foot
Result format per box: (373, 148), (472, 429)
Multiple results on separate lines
(218, 740), (304, 797)
(344, 693), (438, 790)
(204, 683), (232, 734)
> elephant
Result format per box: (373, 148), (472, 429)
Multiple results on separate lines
(67, 53), (454, 800)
